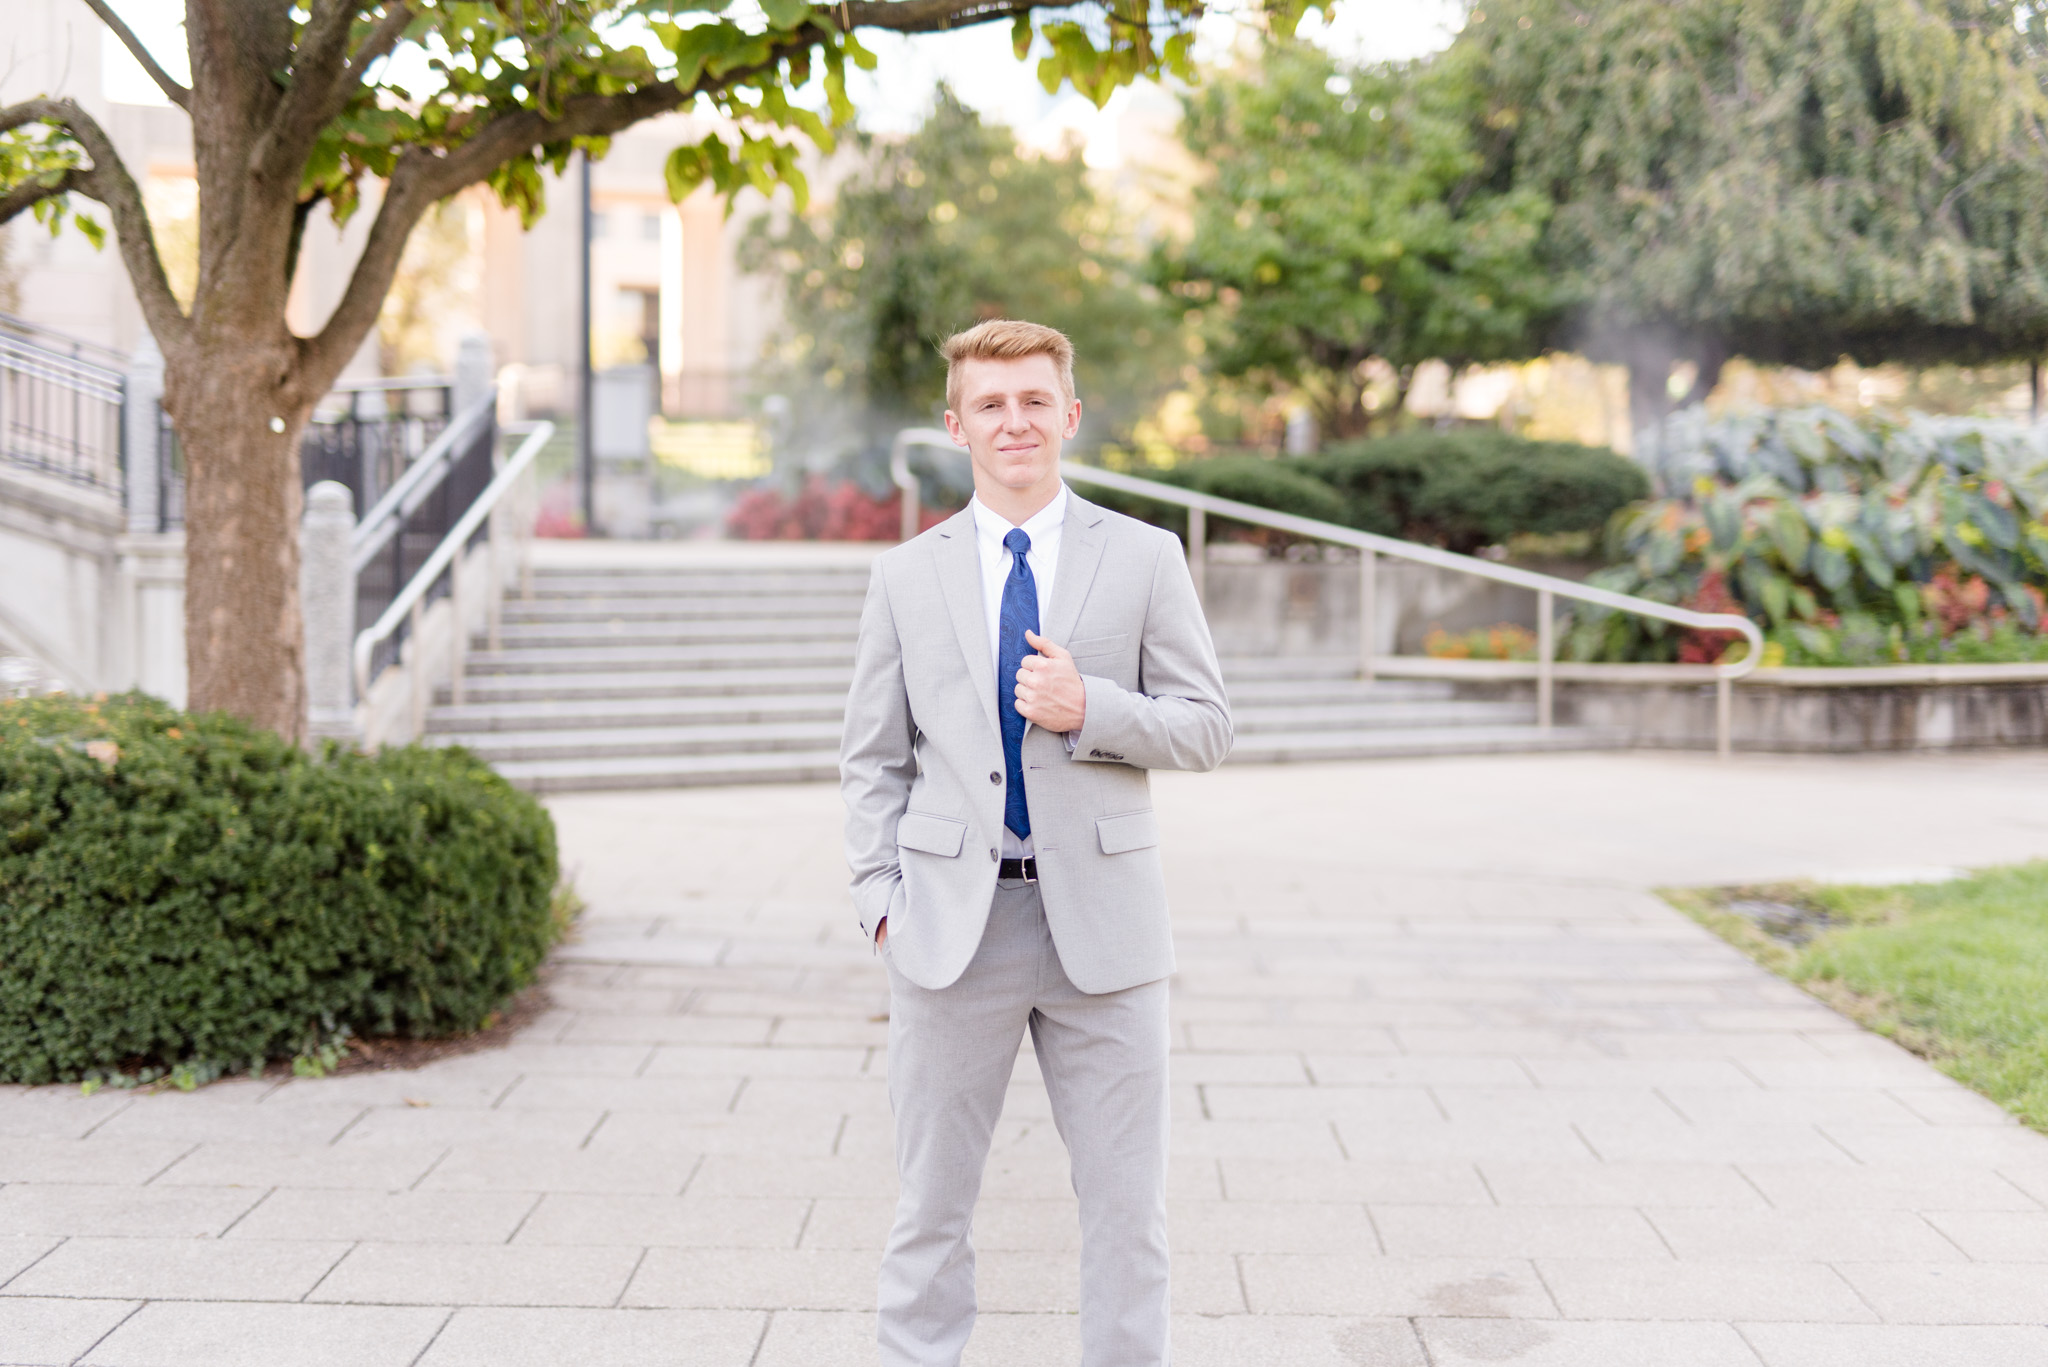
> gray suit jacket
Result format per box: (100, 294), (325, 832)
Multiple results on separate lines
(840, 490), (1232, 994)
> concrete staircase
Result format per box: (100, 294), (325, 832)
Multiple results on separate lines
(429, 544), (1622, 793)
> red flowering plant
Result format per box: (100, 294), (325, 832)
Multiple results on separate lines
(1567, 408), (2048, 666)
(725, 475), (952, 541)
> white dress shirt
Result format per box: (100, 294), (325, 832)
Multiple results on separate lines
(970, 484), (1069, 860)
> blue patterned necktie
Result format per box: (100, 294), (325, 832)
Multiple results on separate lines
(998, 527), (1038, 839)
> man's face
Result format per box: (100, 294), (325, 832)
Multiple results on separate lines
(943, 354), (1081, 497)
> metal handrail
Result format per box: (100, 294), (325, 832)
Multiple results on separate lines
(890, 427), (1765, 758)
(352, 420), (554, 705)
(348, 389), (497, 573)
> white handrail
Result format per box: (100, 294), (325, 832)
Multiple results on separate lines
(352, 421), (553, 703)
(891, 428), (1764, 757)
(348, 390), (498, 574)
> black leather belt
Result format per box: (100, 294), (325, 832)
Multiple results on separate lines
(998, 857), (1038, 882)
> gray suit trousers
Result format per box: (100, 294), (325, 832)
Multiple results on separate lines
(879, 880), (1171, 1367)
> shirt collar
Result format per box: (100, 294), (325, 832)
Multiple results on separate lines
(971, 483), (1068, 550)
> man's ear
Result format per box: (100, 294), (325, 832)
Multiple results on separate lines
(1063, 399), (1082, 439)
(942, 409), (970, 447)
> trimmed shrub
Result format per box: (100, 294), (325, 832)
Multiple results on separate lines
(1306, 429), (1649, 553)
(0, 694), (561, 1085)
(1079, 454), (1350, 541)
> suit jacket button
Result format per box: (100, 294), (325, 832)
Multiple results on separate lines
(989, 771), (1001, 784)
(989, 847), (998, 861)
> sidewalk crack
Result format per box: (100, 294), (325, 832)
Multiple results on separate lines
(404, 1308), (458, 1367)
(216, 1187), (275, 1238)
(141, 1143), (201, 1186)
(746, 1308), (776, 1367)
(614, 1247), (651, 1308)
(66, 1297), (144, 1366)
(503, 1192), (546, 1245)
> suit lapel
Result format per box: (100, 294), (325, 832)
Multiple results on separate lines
(1044, 490), (1106, 646)
(932, 506), (1001, 737)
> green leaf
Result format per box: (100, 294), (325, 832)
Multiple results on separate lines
(1812, 543), (1851, 593)
(758, 0), (810, 31)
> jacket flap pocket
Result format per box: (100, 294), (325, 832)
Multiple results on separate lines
(1067, 632), (1130, 657)
(1096, 809), (1160, 855)
(897, 811), (967, 858)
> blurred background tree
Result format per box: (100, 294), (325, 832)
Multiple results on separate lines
(377, 200), (481, 378)
(741, 88), (1174, 468)
(1156, 40), (1551, 442)
(1452, 0), (2048, 434)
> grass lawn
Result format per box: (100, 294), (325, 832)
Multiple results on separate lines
(1664, 862), (2048, 1134)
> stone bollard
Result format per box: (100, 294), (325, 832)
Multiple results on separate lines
(123, 336), (165, 533)
(453, 330), (494, 418)
(301, 481), (359, 748)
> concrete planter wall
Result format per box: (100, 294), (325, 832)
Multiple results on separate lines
(1199, 549), (1555, 658)
(1554, 670), (2048, 753)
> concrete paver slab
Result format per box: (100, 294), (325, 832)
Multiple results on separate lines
(307, 1242), (644, 1307)
(80, 1302), (446, 1367)
(1736, 1322), (2048, 1367)
(1419, 1316), (1765, 1366)
(415, 1307), (765, 1366)
(0, 1297), (136, 1367)
(0, 1237), (348, 1301)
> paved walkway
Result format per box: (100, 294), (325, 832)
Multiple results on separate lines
(6, 751), (2048, 1365)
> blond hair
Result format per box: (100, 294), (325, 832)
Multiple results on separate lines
(940, 319), (1077, 413)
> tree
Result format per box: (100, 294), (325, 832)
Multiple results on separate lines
(1449, 0), (2048, 435)
(1155, 40), (1551, 441)
(740, 86), (1172, 453)
(0, 0), (1276, 740)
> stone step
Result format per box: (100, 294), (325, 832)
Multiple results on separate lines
(1219, 655), (1377, 682)
(427, 691), (848, 733)
(529, 572), (872, 598)
(493, 748), (845, 794)
(1224, 724), (1627, 764)
(1232, 700), (1534, 733)
(435, 719), (843, 763)
(448, 666), (854, 704)
(503, 596), (864, 624)
(1224, 676), (1454, 704)
(489, 618), (858, 650)
(464, 640), (855, 675)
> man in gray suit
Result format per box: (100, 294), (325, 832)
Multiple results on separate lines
(841, 319), (1232, 1367)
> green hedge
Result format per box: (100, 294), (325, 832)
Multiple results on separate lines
(1305, 430), (1649, 554)
(0, 694), (561, 1085)
(1083, 430), (1644, 554)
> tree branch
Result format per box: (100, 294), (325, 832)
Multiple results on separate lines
(836, 0), (1040, 32)
(260, 3), (414, 185)
(80, 0), (191, 109)
(1, 98), (190, 348)
(0, 167), (85, 224)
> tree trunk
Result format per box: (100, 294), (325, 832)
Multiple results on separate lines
(166, 339), (315, 741)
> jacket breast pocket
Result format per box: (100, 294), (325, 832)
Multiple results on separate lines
(1067, 632), (1130, 659)
(1095, 809), (1159, 855)
(897, 811), (967, 857)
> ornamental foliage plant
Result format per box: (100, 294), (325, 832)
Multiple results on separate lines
(0, 694), (561, 1086)
(1572, 408), (2048, 666)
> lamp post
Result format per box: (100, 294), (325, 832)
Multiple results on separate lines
(578, 148), (596, 536)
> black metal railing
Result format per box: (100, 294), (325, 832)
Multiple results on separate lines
(0, 313), (127, 497)
(155, 376), (455, 533)
(349, 395), (497, 681)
